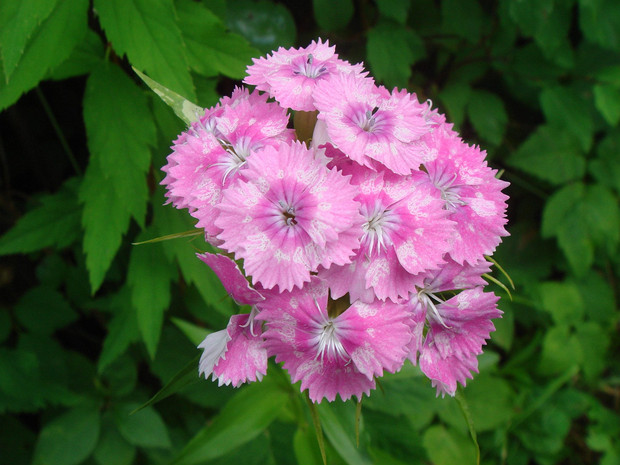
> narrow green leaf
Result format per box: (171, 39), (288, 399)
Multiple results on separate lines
(455, 389), (480, 465)
(0, 0), (88, 111)
(481, 273), (512, 300)
(84, 65), (154, 226)
(171, 318), (210, 346)
(306, 396), (327, 465)
(132, 355), (201, 413)
(132, 229), (203, 245)
(177, 0), (260, 79)
(32, 402), (101, 465)
(94, 0), (195, 100)
(467, 90), (508, 145)
(114, 403), (171, 449)
(485, 255), (515, 290)
(128, 233), (176, 359)
(0, 178), (81, 255)
(79, 159), (132, 293)
(0, 0), (58, 81)
(173, 378), (289, 465)
(133, 67), (202, 125)
(313, 0), (354, 31)
(294, 426), (326, 465)
(317, 403), (372, 465)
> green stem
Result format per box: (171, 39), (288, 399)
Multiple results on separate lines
(36, 86), (82, 176)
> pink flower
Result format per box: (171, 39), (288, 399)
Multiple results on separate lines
(256, 279), (412, 402)
(215, 141), (362, 292)
(244, 39), (366, 111)
(198, 313), (268, 387)
(421, 129), (510, 265)
(313, 73), (435, 174)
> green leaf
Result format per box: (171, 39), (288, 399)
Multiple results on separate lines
(128, 233), (176, 359)
(579, 0), (620, 51)
(79, 156), (132, 293)
(538, 326), (583, 376)
(93, 419), (136, 465)
(593, 84), (620, 125)
(98, 289), (140, 373)
(576, 322), (610, 383)
(422, 425), (477, 465)
(367, 20), (425, 89)
(227, 0), (296, 53)
(94, 0), (195, 101)
(0, 0), (88, 111)
(438, 82), (472, 128)
(171, 318), (210, 346)
(84, 64), (154, 226)
(177, 0), (260, 79)
(32, 402), (101, 465)
(540, 86), (594, 152)
(454, 389), (480, 465)
(539, 281), (585, 326)
(590, 130), (620, 194)
(313, 0), (354, 31)
(0, 178), (81, 255)
(0, 0), (58, 81)
(467, 90), (508, 145)
(317, 402), (372, 465)
(0, 348), (45, 413)
(441, 0), (486, 44)
(173, 377), (289, 465)
(134, 68), (202, 125)
(294, 426), (325, 465)
(459, 375), (515, 433)
(507, 126), (585, 185)
(114, 403), (171, 449)
(48, 28), (104, 80)
(376, 0), (410, 24)
(14, 286), (77, 334)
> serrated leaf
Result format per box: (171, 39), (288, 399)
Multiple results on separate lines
(0, 0), (87, 111)
(128, 232), (176, 359)
(313, 0), (354, 31)
(507, 126), (585, 185)
(48, 28), (104, 81)
(79, 157), (132, 293)
(594, 83), (620, 126)
(367, 20), (425, 88)
(467, 90), (507, 145)
(177, 0), (261, 79)
(94, 0), (195, 101)
(84, 65), (154, 226)
(114, 403), (171, 449)
(0, 178), (81, 255)
(173, 377), (289, 465)
(540, 86), (593, 152)
(0, 0), (58, 82)
(32, 402), (101, 465)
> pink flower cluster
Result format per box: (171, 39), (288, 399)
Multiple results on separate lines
(161, 40), (509, 402)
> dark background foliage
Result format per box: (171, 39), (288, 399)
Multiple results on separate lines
(0, 1), (619, 464)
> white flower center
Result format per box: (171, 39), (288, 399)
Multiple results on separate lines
(279, 200), (298, 226)
(213, 136), (256, 183)
(310, 300), (348, 362)
(429, 167), (466, 211)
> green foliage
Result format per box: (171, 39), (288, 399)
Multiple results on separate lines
(1, 1), (619, 465)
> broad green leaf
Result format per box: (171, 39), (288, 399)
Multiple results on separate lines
(0, 348), (45, 413)
(48, 28), (104, 81)
(538, 326), (583, 376)
(575, 273), (618, 325)
(135, 68), (202, 126)
(0, 178), (81, 255)
(317, 402), (372, 465)
(128, 235), (176, 359)
(98, 355), (137, 397)
(94, 0), (195, 101)
(171, 318), (210, 346)
(579, 0), (620, 51)
(313, 0), (354, 31)
(467, 90), (507, 145)
(173, 377), (289, 465)
(114, 402), (171, 449)
(541, 183), (585, 238)
(540, 86), (594, 152)
(227, 0), (296, 53)
(97, 289), (140, 373)
(14, 286), (77, 334)
(0, 0), (58, 81)
(576, 322), (610, 383)
(590, 130), (620, 194)
(459, 375), (515, 433)
(582, 184), (620, 255)
(376, 0), (410, 24)
(422, 425), (477, 465)
(32, 402), (101, 465)
(367, 20), (425, 89)
(294, 427), (325, 465)
(177, 0), (260, 79)
(507, 126), (585, 185)
(84, 65), (154, 226)
(439, 82), (472, 128)
(593, 84), (620, 125)
(441, 0), (486, 44)
(0, 0), (87, 111)
(79, 157), (132, 293)
(93, 419), (136, 465)
(539, 281), (585, 326)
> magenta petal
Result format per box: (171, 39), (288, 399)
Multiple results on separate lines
(196, 252), (264, 305)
